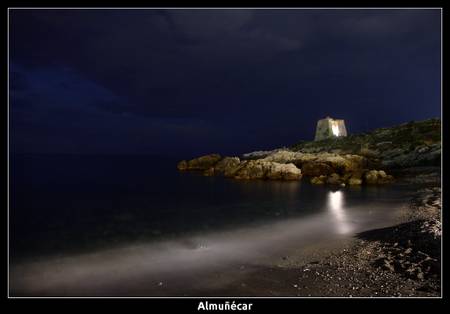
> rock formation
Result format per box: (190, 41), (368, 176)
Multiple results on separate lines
(178, 155), (302, 181)
(232, 160), (302, 180)
(214, 157), (241, 175)
(177, 119), (440, 185)
(178, 151), (388, 185)
(178, 154), (222, 171)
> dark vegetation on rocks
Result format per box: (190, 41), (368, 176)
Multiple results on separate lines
(290, 118), (441, 169)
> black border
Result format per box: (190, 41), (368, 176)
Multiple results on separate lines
(3, 2), (447, 310)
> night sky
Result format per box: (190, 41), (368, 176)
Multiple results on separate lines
(9, 9), (441, 157)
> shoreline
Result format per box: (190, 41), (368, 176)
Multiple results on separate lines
(10, 167), (441, 297)
(200, 168), (441, 297)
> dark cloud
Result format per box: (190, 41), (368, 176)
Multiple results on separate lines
(9, 9), (441, 156)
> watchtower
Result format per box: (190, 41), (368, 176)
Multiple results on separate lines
(314, 116), (347, 141)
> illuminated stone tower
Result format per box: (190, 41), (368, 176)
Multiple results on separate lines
(314, 116), (347, 141)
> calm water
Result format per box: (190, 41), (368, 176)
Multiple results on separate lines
(10, 154), (416, 262)
(10, 154), (419, 295)
(10, 155), (414, 259)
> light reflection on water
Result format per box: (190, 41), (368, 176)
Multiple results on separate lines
(327, 190), (351, 234)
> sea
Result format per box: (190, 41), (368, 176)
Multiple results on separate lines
(9, 154), (418, 295)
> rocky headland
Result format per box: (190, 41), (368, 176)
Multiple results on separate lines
(176, 118), (441, 297)
(177, 118), (440, 187)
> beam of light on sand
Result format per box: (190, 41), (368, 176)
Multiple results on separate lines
(10, 199), (406, 296)
(10, 213), (342, 296)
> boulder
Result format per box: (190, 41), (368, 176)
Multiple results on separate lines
(340, 154), (367, 173)
(348, 178), (362, 185)
(327, 173), (342, 185)
(262, 150), (302, 163)
(349, 171), (363, 180)
(267, 163), (302, 180)
(234, 160), (267, 180)
(347, 170), (363, 185)
(301, 162), (334, 177)
(364, 170), (394, 184)
(224, 161), (246, 177)
(177, 160), (188, 171)
(365, 170), (379, 184)
(186, 154), (222, 170)
(261, 150), (367, 175)
(340, 172), (352, 182)
(233, 160), (302, 180)
(379, 174), (394, 184)
(311, 175), (326, 185)
(214, 157), (241, 175)
(203, 167), (215, 176)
